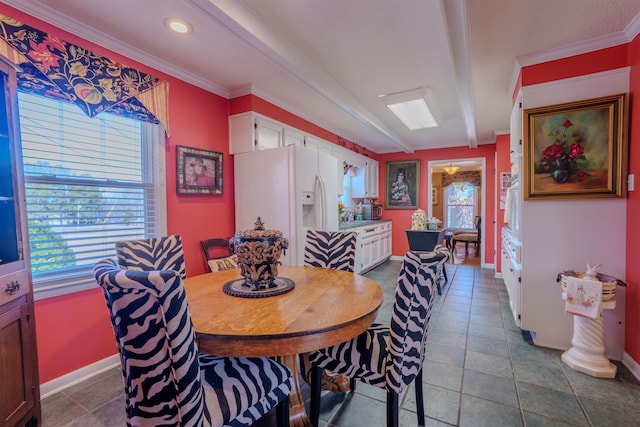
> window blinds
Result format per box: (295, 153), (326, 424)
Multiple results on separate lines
(18, 92), (162, 282)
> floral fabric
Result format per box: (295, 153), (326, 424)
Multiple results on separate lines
(0, 13), (164, 127)
(208, 255), (239, 272)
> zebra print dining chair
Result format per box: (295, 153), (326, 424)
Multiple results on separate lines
(309, 251), (443, 427)
(299, 229), (358, 393)
(414, 244), (451, 295)
(303, 229), (357, 272)
(94, 258), (293, 427)
(115, 235), (187, 279)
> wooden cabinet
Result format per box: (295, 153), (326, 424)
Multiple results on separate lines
(0, 58), (40, 426)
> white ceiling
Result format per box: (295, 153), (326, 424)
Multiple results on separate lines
(5, 0), (640, 154)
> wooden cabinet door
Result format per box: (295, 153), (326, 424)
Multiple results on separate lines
(0, 300), (35, 426)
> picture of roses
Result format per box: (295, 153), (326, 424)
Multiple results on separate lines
(524, 94), (625, 200)
(537, 119), (588, 183)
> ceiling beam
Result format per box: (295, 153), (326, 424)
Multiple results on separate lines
(190, 0), (415, 153)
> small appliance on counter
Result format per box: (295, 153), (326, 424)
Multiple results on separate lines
(360, 202), (383, 220)
(371, 203), (382, 220)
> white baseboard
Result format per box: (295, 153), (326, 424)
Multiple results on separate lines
(622, 351), (640, 381)
(40, 354), (120, 398)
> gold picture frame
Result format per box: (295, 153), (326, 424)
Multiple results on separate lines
(523, 94), (626, 200)
(385, 160), (419, 209)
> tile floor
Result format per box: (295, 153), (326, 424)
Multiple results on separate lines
(41, 259), (640, 427)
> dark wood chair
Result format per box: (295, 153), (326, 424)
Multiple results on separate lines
(452, 216), (481, 254)
(200, 238), (238, 272)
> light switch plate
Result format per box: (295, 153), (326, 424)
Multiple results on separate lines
(629, 174), (635, 191)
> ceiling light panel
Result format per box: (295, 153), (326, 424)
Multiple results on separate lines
(380, 88), (440, 131)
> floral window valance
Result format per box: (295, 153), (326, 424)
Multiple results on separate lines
(0, 14), (170, 134)
(441, 170), (481, 187)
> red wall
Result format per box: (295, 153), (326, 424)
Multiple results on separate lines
(0, 5), (235, 383)
(378, 144), (497, 261)
(626, 37), (640, 362)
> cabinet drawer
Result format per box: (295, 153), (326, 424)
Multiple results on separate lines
(0, 268), (30, 306)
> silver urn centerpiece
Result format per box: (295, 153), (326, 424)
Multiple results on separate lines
(229, 217), (289, 291)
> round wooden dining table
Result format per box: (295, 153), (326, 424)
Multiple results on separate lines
(184, 265), (384, 427)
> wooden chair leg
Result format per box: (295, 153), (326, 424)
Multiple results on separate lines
(310, 364), (322, 427)
(414, 369), (425, 426)
(275, 397), (289, 427)
(386, 390), (399, 427)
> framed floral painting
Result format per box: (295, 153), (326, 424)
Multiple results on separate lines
(177, 145), (223, 195)
(523, 94), (626, 200)
(385, 160), (419, 209)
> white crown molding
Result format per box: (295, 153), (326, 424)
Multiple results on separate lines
(517, 31), (630, 68)
(1, 0), (230, 98)
(509, 10), (640, 100)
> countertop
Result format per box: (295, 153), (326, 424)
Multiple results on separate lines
(338, 219), (391, 230)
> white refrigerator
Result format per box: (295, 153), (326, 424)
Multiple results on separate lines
(233, 145), (340, 266)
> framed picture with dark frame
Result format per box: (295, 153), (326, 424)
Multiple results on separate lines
(176, 145), (223, 195)
(523, 94), (626, 200)
(385, 160), (419, 209)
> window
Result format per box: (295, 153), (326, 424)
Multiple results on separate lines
(444, 182), (476, 229)
(18, 92), (166, 299)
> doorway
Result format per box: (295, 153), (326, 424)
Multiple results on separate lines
(428, 158), (486, 267)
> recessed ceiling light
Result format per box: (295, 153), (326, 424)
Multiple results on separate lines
(164, 18), (194, 35)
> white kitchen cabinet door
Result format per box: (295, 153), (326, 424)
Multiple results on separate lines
(510, 92), (522, 163)
(255, 117), (283, 150)
(332, 145), (345, 196)
(230, 113), (283, 154)
(304, 135), (333, 154)
(367, 159), (379, 198)
(283, 127), (304, 147)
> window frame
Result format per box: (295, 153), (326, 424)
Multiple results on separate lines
(16, 92), (167, 300)
(443, 182), (478, 231)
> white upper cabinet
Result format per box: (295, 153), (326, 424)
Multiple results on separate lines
(510, 92), (523, 162)
(303, 135), (333, 154)
(283, 126), (304, 147)
(366, 159), (379, 198)
(352, 158), (379, 199)
(256, 117), (283, 150)
(229, 112), (284, 154)
(331, 145), (345, 196)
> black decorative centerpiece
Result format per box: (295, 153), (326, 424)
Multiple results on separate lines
(225, 217), (293, 297)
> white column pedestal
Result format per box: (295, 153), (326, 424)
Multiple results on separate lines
(561, 299), (616, 378)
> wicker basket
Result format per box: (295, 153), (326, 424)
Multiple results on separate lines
(559, 271), (617, 301)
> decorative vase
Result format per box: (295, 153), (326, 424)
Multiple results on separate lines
(411, 209), (427, 230)
(229, 217), (289, 291)
(550, 158), (571, 183)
